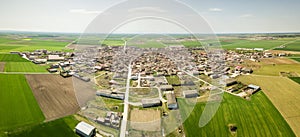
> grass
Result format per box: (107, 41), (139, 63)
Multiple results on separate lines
(179, 92), (295, 137)
(6, 116), (79, 137)
(0, 54), (28, 62)
(101, 97), (124, 112)
(166, 75), (181, 86)
(237, 75), (300, 136)
(290, 58), (300, 62)
(0, 37), (71, 52)
(0, 74), (45, 131)
(5, 62), (48, 72)
(289, 77), (300, 84)
(221, 39), (288, 50)
(274, 40), (300, 51)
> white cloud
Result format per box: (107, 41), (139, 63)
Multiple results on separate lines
(209, 8), (223, 12)
(69, 9), (102, 14)
(128, 7), (167, 13)
(240, 14), (254, 18)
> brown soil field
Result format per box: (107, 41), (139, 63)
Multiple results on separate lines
(0, 62), (5, 72)
(73, 77), (96, 107)
(25, 74), (80, 121)
(237, 75), (300, 136)
(129, 109), (161, 131)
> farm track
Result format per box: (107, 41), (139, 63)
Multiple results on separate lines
(25, 74), (80, 121)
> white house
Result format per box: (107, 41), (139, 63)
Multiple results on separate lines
(75, 121), (96, 137)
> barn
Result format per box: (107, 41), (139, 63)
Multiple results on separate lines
(183, 90), (199, 98)
(75, 121), (96, 137)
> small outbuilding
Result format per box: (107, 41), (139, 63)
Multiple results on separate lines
(141, 98), (161, 108)
(166, 92), (177, 109)
(183, 90), (199, 98)
(75, 121), (96, 137)
(160, 85), (173, 91)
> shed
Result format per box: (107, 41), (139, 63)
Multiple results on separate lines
(166, 93), (177, 109)
(75, 121), (96, 137)
(160, 85), (173, 91)
(141, 98), (161, 108)
(48, 55), (64, 61)
(183, 90), (199, 98)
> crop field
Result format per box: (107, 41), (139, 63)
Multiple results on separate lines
(7, 116), (79, 137)
(179, 92), (295, 137)
(290, 58), (300, 62)
(289, 77), (300, 84)
(274, 40), (300, 51)
(0, 74), (45, 131)
(129, 109), (161, 131)
(0, 54), (28, 62)
(4, 62), (48, 72)
(25, 74), (80, 121)
(253, 64), (300, 76)
(166, 75), (181, 85)
(0, 37), (71, 52)
(237, 75), (300, 136)
(221, 39), (289, 50)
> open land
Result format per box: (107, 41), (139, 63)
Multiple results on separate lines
(129, 109), (161, 131)
(0, 74), (45, 131)
(6, 116), (79, 137)
(237, 75), (300, 136)
(0, 62), (5, 72)
(25, 74), (80, 121)
(179, 92), (295, 137)
(5, 62), (48, 72)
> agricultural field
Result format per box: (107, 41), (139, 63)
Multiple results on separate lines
(0, 37), (73, 52)
(237, 75), (300, 136)
(0, 54), (28, 62)
(289, 77), (300, 84)
(25, 74), (80, 121)
(253, 64), (300, 76)
(0, 62), (5, 72)
(129, 109), (161, 131)
(4, 62), (48, 72)
(0, 74), (45, 131)
(290, 57), (300, 62)
(166, 75), (181, 85)
(221, 39), (289, 50)
(274, 40), (300, 51)
(6, 116), (79, 137)
(179, 92), (295, 137)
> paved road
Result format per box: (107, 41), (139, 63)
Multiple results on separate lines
(119, 63), (131, 137)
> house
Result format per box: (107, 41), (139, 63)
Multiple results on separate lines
(48, 55), (64, 61)
(242, 68), (253, 74)
(141, 98), (161, 108)
(183, 90), (199, 98)
(225, 79), (238, 87)
(75, 121), (96, 137)
(166, 92), (177, 109)
(160, 85), (173, 91)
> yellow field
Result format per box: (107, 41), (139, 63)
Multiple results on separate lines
(237, 75), (300, 136)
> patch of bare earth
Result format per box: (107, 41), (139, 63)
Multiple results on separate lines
(129, 109), (161, 131)
(73, 77), (96, 107)
(25, 74), (80, 121)
(0, 62), (5, 72)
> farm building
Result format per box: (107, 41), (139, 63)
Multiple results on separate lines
(141, 98), (161, 108)
(75, 121), (96, 137)
(166, 92), (177, 109)
(160, 85), (173, 91)
(183, 90), (199, 98)
(245, 84), (260, 94)
(48, 55), (64, 61)
(96, 90), (124, 100)
(225, 79), (238, 87)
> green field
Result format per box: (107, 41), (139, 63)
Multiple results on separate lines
(221, 39), (288, 50)
(0, 74), (45, 131)
(179, 92), (295, 137)
(290, 58), (300, 62)
(274, 40), (300, 51)
(0, 54), (28, 62)
(7, 116), (79, 137)
(166, 75), (181, 85)
(0, 37), (71, 52)
(4, 62), (48, 72)
(289, 77), (300, 84)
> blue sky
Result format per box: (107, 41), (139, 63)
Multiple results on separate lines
(0, 0), (299, 33)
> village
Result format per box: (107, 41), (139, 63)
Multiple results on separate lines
(9, 45), (289, 136)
